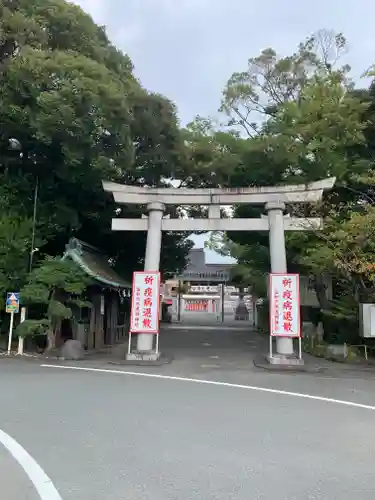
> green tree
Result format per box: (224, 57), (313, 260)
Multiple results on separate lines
(17, 257), (92, 350)
(257, 75), (367, 183)
(0, 215), (34, 304)
(220, 29), (350, 136)
(0, 0), (192, 287)
(181, 117), (248, 189)
(208, 30), (372, 330)
(0, 0), (45, 70)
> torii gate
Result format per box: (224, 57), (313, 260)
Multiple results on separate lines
(103, 177), (335, 363)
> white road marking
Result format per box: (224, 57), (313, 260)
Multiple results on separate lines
(0, 429), (63, 500)
(41, 364), (375, 411)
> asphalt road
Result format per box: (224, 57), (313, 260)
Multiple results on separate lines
(1, 357), (375, 500)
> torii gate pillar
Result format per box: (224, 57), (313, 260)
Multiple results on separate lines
(138, 202), (165, 352)
(266, 201), (291, 356)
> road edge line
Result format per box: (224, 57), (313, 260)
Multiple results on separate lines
(40, 364), (375, 411)
(0, 428), (63, 500)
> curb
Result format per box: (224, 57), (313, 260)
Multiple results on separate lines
(108, 354), (174, 367)
(253, 355), (325, 374)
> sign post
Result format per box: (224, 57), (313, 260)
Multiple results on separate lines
(269, 274), (301, 360)
(17, 307), (26, 355)
(6, 292), (20, 355)
(128, 271), (161, 357)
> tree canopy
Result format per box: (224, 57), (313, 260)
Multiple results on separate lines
(195, 29), (375, 341)
(0, 0), (193, 309)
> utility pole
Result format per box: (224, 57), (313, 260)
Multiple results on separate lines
(29, 176), (39, 273)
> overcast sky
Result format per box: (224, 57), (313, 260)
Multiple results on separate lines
(74, 0), (375, 263)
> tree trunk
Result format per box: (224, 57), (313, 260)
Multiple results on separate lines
(314, 274), (330, 310)
(313, 274), (330, 342)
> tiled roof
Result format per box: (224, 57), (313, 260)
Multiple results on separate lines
(63, 238), (131, 290)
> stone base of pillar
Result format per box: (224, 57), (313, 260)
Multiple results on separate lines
(109, 350), (172, 366)
(267, 354), (304, 366)
(126, 350), (161, 362)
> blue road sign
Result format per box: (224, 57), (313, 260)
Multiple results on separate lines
(6, 292), (20, 313)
